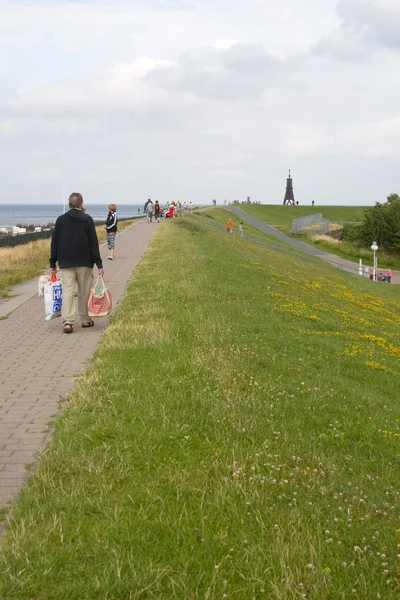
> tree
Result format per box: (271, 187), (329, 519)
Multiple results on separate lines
(358, 194), (400, 253)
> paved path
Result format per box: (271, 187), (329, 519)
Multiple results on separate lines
(229, 206), (400, 283)
(0, 220), (158, 512)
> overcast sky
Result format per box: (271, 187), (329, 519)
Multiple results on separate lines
(0, 0), (399, 205)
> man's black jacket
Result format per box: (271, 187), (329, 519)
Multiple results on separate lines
(50, 209), (103, 269)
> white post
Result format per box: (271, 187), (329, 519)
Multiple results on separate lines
(373, 250), (376, 281)
(358, 259), (363, 276)
(371, 242), (378, 281)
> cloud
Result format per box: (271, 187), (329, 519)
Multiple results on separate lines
(146, 43), (288, 101)
(281, 117), (400, 158)
(338, 0), (400, 50)
(312, 30), (370, 62)
(0, 116), (97, 138)
(0, 0), (399, 205)
(214, 39), (239, 50)
(312, 0), (400, 61)
(0, 42), (291, 122)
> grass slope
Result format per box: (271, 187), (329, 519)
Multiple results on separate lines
(1, 217), (400, 599)
(238, 205), (400, 270)
(0, 220), (139, 298)
(195, 207), (294, 248)
(308, 238), (400, 271)
(238, 204), (366, 234)
(238, 205), (366, 235)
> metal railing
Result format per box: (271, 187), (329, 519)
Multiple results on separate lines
(292, 213), (330, 235)
(0, 216), (141, 249)
(0, 228), (53, 248)
(292, 215), (362, 236)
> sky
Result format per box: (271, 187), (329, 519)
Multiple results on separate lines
(0, 0), (399, 205)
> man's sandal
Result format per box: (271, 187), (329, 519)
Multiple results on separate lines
(82, 320), (94, 328)
(63, 324), (73, 334)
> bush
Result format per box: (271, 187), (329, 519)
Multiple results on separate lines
(341, 223), (363, 244)
(358, 194), (400, 253)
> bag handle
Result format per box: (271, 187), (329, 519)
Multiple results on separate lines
(93, 274), (106, 290)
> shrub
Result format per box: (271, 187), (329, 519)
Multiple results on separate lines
(358, 194), (400, 253)
(341, 223), (363, 244)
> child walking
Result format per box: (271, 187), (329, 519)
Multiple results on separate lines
(238, 222), (244, 236)
(106, 203), (118, 260)
(226, 218), (233, 234)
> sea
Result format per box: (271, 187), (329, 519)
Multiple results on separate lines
(0, 204), (144, 228)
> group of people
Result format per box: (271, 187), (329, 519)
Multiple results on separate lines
(143, 199), (193, 223)
(50, 194), (118, 334)
(49, 195), (198, 333)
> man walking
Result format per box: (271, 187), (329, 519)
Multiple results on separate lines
(50, 192), (104, 334)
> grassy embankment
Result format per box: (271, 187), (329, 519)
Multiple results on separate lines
(0, 220), (140, 298)
(238, 205), (367, 236)
(194, 207), (294, 248)
(1, 216), (400, 598)
(237, 205), (400, 270)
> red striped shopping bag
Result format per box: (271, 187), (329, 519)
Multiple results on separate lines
(88, 275), (112, 318)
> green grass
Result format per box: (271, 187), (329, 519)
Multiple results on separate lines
(238, 205), (367, 235)
(238, 205), (400, 270)
(1, 218), (400, 598)
(308, 237), (400, 270)
(195, 207), (295, 249)
(0, 220), (139, 298)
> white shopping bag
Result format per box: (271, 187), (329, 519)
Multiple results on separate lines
(44, 276), (63, 321)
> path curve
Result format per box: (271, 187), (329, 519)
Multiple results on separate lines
(228, 206), (400, 283)
(0, 220), (158, 512)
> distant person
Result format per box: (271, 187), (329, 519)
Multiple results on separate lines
(312, 200), (315, 207)
(147, 200), (154, 223)
(105, 203), (118, 260)
(50, 192), (104, 334)
(189, 201), (193, 213)
(226, 218), (233, 234)
(387, 268), (392, 283)
(238, 222), (244, 236)
(296, 201), (299, 206)
(154, 201), (161, 223)
(169, 203), (175, 218)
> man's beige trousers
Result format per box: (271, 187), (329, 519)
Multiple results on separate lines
(61, 267), (93, 325)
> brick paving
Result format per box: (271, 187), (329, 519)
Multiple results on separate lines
(0, 220), (158, 511)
